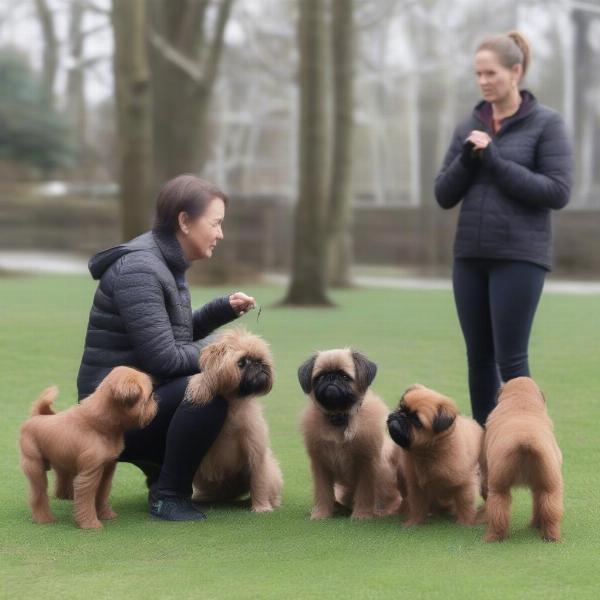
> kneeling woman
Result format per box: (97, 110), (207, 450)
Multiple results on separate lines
(77, 175), (255, 521)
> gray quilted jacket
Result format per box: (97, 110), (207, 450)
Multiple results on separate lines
(435, 90), (574, 269)
(77, 230), (237, 399)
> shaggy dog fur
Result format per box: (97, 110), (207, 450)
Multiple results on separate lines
(19, 367), (157, 529)
(480, 377), (563, 542)
(185, 328), (283, 512)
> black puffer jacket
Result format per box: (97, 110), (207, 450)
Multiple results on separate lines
(77, 230), (238, 399)
(435, 90), (574, 270)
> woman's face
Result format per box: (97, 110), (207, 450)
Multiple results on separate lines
(474, 50), (521, 104)
(180, 197), (225, 260)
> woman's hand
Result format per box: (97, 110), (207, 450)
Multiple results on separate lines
(229, 292), (256, 316)
(466, 130), (492, 152)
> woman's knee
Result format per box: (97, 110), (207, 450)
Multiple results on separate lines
(181, 394), (228, 425)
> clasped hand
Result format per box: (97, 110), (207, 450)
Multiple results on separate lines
(229, 292), (256, 316)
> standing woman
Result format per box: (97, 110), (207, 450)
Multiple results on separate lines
(435, 32), (573, 426)
(77, 174), (256, 520)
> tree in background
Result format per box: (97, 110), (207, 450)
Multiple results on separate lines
(148, 0), (234, 192)
(112, 0), (152, 240)
(284, 0), (357, 304)
(33, 0), (58, 109)
(283, 0), (332, 305)
(0, 48), (71, 175)
(66, 0), (86, 162)
(110, 0), (235, 239)
(326, 0), (355, 288)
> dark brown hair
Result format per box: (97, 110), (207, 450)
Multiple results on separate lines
(153, 174), (228, 234)
(476, 31), (531, 82)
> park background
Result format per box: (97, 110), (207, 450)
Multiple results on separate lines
(1, 1), (599, 599)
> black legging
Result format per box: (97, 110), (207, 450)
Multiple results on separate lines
(119, 376), (228, 498)
(452, 258), (546, 426)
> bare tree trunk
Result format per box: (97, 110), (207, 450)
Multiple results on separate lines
(282, 0), (332, 305)
(112, 0), (153, 240)
(66, 0), (87, 165)
(33, 0), (58, 108)
(326, 0), (355, 288)
(572, 8), (589, 202)
(148, 0), (233, 193)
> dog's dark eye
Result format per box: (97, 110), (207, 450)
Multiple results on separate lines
(341, 373), (351, 381)
(237, 357), (249, 369)
(408, 413), (423, 429)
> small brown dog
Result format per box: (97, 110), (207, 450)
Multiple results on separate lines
(480, 377), (563, 542)
(185, 328), (283, 512)
(387, 384), (483, 527)
(298, 349), (402, 520)
(19, 367), (157, 529)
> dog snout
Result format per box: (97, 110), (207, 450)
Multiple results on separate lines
(238, 365), (272, 397)
(253, 370), (270, 391)
(323, 384), (341, 401)
(387, 412), (412, 449)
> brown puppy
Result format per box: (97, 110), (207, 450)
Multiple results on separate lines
(387, 384), (483, 527)
(19, 367), (157, 529)
(480, 377), (563, 542)
(298, 349), (402, 520)
(186, 328), (283, 512)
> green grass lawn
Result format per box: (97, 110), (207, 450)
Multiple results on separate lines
(1, 275), (599, 599)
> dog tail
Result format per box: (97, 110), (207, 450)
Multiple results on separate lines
(30, 386), (58, 417)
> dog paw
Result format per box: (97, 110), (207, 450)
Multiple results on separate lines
(376, 496), (403, 517)
(483, 532), (506, 543)
(98, 508), (118, 520)
(251, 504), (273, 513)
(540, 527), (561, 542)
(402, 518), (424, 528)
(78, 519), (103, 530)
(33, 514), (56, 525)
(310, 508), (333, 520)
(351, 511), (374, 521)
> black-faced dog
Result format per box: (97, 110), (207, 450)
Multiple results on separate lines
(387, 384), (483, 527)
(298, 348), (402, 520)
(185, 328), (283, 512)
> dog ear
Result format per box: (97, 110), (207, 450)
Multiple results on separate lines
(351, 351), (377, 392)
(432, 407), (456, 434)
(112, 374), (143, 409)
(298, 354), (317, 394)
(199, 340), (229, 372)
(387, 413), (412, 448)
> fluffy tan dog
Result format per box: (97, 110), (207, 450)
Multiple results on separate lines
(185, 328), (283, 512)
(480, 377), (563, 542)
(387, 384), (483, 527)
(298, 349), (402, 520)
(19, 367), (157, 529)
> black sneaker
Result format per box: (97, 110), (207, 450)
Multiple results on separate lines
(150, 496), (207, 521)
